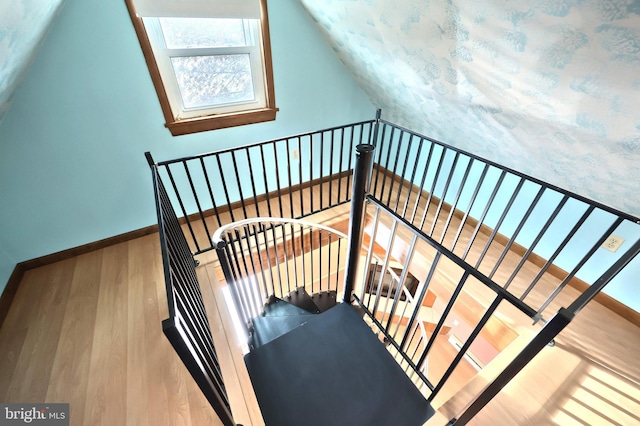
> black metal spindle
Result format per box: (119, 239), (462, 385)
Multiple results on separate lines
(250, 224), (270, 300)
(378, 126), (395, 202)
(417, 271), (470, 370)
(229, 230), (259, 318)
(488, 186), (545, 280)
(183, 161), (212, 250)
(285, 139), (295, 218)
(300, 223), (307, 290)
(535, 217), (625, 314)
(373, 123), (387, 197)
(400, 251), (442, 350)
(309, 135), (315, 212)
(238, 227), (263, 314)
(439, 158), (474, 245)
(230, 152), (250, 220)
(310, 228), (315, 294)
(503, 195), (569, 290)
(165, 165), (201, 252)
(269, 225), (285, 297)
(319, 132), (325, 210)
(385, 235), (418, 335)
(419, 147), (447, 233)
(199, 157), (223, 228)
(429, 296), (502, 402)
(401, 137), (423, 219)
(359, 206), (380, 303)
(272, 143), (284, 218)
(337, 128), (346, 205)
(428, 152), (461, 237)
(298, 137), (304, 216)
(221, 240), (250, 326)
(319, 230), (324, 292)
(394, 134), (415, 213)
(410, 143), (435, 225)
(519, 206), (596, 300)
(450, 164), (490, 252)
(215, 154), (236, 223)
(329, 130), (335, 206)
(461, 170), (507, 260)
(245, 148), (262, 219)
(384, 128), (404, 208)
(474, 178), (526, 270)
(372, 222), (397, 317)
(258, 145), (273, 218)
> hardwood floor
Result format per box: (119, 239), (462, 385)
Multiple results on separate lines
(1, 174), (639, 425)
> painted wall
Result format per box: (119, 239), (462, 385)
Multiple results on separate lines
(0, 0), (374, 294)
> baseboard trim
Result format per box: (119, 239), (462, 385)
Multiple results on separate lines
(0, 224), (158, 329)
(373, 165), (640, 327)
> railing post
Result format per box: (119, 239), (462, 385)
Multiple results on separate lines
(448, 239), (640, 425)
(343, 144), (375, 303)
(447, 307), (575, 425)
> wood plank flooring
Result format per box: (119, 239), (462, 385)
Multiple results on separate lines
(1, 174), (638, 425)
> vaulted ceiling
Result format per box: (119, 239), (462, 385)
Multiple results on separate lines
(0, 0), (64, 120)
(2, 0), (639, 217)
(300, 0), (640, 217)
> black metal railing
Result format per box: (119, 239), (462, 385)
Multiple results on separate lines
(147, 110), (640, 425)
(153, 120), (375, 255)
(370, 117), (640, 320)
(148, 155), (235, 426)
(212, 218), (351, 332)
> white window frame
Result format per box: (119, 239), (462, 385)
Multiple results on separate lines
(125, 0), (277, 136)
(143, 17), (267, 120)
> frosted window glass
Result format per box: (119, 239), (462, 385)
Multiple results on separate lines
(159, 18), (248, 49)
(171, 54), (255, 109)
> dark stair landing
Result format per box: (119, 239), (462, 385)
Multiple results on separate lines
(244, 303), (435, 426)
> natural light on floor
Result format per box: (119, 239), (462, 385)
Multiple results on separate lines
(222, 285), (250, 354)
(552, 360), (640, 425)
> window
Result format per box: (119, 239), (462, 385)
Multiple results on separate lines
(126, 0), (277, 135)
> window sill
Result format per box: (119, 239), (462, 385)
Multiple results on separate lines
(165, 107), (278, 136)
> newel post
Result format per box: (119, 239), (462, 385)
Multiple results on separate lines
(343, 144), (375, 303)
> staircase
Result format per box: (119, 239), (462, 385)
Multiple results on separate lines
(244, 287), (435, 426)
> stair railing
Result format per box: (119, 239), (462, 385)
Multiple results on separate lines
(150, 119), (375, 255)
(369, 116), (640, 321)
(212, 218), (351, 332)
(147, 154), (236, 426)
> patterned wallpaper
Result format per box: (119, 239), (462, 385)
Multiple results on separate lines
(300, 0), (640, 216)
(0, 0), (64, 121)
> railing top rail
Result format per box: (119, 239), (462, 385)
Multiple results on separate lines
(154, 119), (376, 166)
(367, 196), (538, 319)
(211, 216), (349, 246)
(378, 119), (640, 225)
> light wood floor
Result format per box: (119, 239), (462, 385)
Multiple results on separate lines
(1, 176), (639, 425)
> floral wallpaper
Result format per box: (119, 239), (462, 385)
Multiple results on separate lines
(0, 0), (64, 121)
(299, 0), (640, 216)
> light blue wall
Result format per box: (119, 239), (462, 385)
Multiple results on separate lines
(0, 0), (374, 295)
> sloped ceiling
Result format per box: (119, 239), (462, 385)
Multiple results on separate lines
(300, 0), (640, 217)
(0, 0), (64, 122)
